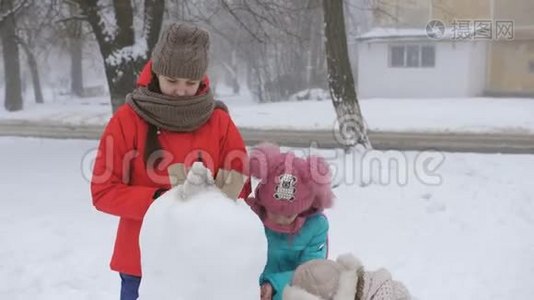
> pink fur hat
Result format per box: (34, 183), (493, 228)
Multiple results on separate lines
(247, 143), (334, 233)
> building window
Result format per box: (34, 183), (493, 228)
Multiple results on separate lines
(390, 46), (405, 67)
(406, 45), (420, 67)
(422, 46), (436, 67)
(389, 44), (436, 68)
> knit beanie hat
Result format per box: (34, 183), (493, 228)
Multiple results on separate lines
(286, 254), (361, 300)
(246, 143), (334, 233)
(284, 253), (411, 300)
(151, 22), (210, 80)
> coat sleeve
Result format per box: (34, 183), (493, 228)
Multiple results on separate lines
(216, 114), (251, 200)
(91, 110), (160, 221)
(261, 216), (329, 299)
(298, 215), (329, 262)
(260, 271), (294, 300)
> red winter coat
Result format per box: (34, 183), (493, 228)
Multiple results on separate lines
(91, 63), (249, 276)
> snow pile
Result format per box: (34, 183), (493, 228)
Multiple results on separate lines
(288, 88), (330, 102)
(139, 186), (267, 300)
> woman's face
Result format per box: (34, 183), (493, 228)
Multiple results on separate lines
(266, 211), (298, 225)
(158, 75), (201, 97)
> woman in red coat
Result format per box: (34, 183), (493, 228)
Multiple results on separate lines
(91, 23), (249, 300)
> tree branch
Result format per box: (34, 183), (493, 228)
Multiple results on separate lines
(219, 0), (264, 43)
(74, 0), (115, 57)
(55, 15), (87, 24)
(0, 0), (31, 25)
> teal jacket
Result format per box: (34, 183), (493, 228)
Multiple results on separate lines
(259, 214), (329, 300)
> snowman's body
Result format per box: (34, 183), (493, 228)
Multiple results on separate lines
(139, 185), (266, 300)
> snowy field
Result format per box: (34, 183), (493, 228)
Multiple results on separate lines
(1, 90), (534, 134)
(1, 137), (534, 299)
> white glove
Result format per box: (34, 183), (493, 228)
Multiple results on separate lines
(177, 162), (215, 201)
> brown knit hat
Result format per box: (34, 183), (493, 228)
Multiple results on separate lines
(151, 22), (210, 80)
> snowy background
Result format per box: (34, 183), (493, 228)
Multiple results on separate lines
(1, 1), (534, 299)
(1, 137), (533, 300)
(1, 87), (534, 134)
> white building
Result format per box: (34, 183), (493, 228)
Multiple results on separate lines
(356, 28), (488, 98)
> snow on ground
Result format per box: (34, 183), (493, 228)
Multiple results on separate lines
(0, 93), (111, 127)
(0, 137), (118, 299)
(229, 97), (534, 133)
(1, 91), (534, 134)
(0, 137), (533, 299)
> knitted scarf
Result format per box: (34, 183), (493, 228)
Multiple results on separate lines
(127, 86), (229, 164)
(126, 87), (215, 132)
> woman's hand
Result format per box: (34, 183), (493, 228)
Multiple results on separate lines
(260, 283), (273, 300)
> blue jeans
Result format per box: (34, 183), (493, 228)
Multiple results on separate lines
(120, 273), (141, 300)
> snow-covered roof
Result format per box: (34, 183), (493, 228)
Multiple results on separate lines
(356, 26), (487, 43)
(358, 28), (428, 39)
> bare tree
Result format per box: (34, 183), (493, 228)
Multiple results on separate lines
(322, 0), (371, 149)
(163, 0), (331, 103)
(0, 0), (29, 111)
(53, 0), (91, 97)
(14, 0), (61, 104)
(16, 35), (43, 103)
(205, 0), (326, 102)
(59, 1), (85, 96)
(2, 0), (67, 108)
(68, 20), (84, 96)
(73, 0), (164, 112)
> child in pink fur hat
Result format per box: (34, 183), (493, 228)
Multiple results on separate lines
(245, 143), (335, 300)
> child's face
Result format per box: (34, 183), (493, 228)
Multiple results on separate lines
(158, 75), (201, 97)
(266, 211), (298, 225)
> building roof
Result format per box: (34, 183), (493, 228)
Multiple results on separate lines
(356, 26), (486, 43)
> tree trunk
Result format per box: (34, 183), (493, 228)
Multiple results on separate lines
(230, 49), (239, 94)
(70, 37), (84, 96)
(107, 63), (143, 112)
(68, 19), (84, 97)
(144, 0), (165, 52)
(306, 0), (325, 88)
(76, 0), (164, 112)
(322, 0), (371, 149)
(18, 40), (44, 104)
(310, 2), (326, 88)
(1, 0), (23, 111)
